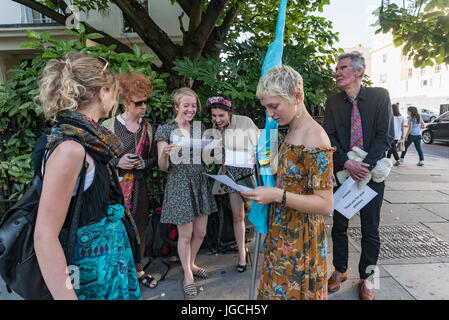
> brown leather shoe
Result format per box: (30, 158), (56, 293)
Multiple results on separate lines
(359, 279), (375, 300)
(328, 271), (347, 292)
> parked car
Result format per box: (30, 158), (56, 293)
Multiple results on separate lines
(422, 111), (449, 144)
(419, 108), (438, 123)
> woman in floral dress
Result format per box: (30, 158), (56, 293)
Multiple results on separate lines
(155, 87), (217, 299)
(241, 65), (335, 300)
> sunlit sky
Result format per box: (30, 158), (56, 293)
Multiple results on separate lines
(318, 0), (385, 49)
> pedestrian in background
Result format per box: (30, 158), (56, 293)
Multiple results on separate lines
(387, 103), (404, 166)
(241, 65), (335, 300)
(103, 71), (158, 289)
(155, 87), (217, 299)
(400, 106), (425, 166)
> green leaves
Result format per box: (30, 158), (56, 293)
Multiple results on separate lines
(173, 37), (337, 124)
(0, 23), (172, 202)
(377, 1), (449, 68)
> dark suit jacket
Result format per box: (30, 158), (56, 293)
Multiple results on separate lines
(323, 86), (394, 173)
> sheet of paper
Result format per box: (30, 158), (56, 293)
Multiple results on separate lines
(224, 149), (254, 168)
(172, 136), (219, 149)
(204, 174), (253, 192)
(333, 177), (378, 219)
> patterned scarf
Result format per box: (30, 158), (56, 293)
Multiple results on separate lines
(46, 110), (141, 259)
(47, 110), (123, 162)
(120, 120), (149, 210)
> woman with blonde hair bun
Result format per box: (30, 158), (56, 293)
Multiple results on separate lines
(33, 51), (141, 300)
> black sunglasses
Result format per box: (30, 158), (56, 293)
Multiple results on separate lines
(131, 98), (150, 107)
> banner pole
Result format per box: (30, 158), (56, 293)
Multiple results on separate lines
(249, 160), (266, 300)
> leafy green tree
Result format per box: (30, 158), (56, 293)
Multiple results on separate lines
(174, 38), (337, 127)
(2, 0), (342, 207)
(13, 0), (338, 88)
(376, 0), (449, 67)
(0, 27), (171, 203)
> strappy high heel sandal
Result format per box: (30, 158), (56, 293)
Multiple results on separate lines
(237, 247), (252, 273)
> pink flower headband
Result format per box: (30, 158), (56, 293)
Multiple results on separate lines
(206, 96), (232, 110)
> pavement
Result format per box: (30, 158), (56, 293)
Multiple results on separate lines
(1, 143), (449, 300)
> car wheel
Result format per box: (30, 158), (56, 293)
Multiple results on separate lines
(429, 116), (436, 122)
(422, 130), (433, 144)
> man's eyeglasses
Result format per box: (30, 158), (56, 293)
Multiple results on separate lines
(131, 98), (150, 107)
(335, 65), (353, 73)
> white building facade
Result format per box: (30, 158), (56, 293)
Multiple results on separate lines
(0, 0), (187, 84)
(370, 32), (449, 116)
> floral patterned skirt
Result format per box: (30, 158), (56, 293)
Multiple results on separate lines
(161, 164), (217, 225)
(257, 203), (328, 300)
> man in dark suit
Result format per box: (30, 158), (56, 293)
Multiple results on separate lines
(323, 51), (394, 300)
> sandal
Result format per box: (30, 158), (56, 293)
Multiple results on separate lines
(183, 282), (198, 299)
(237, 247), (252, 273)
(237, 264), (247, 273)
(138, 273), (158, 289)
(192, 266), (208, 279)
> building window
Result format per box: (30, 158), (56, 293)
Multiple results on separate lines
(123, 0), (149, 33)
(380, 73), (387, 84)
(422, 79), (428, 87)
(27, 7), (54, 24)
(382, 53), (388, 63)
(407, 67), (413, 78)
(435, 64), (442, 73)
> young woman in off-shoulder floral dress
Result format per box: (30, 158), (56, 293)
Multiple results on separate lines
(241, 65), (336, 300)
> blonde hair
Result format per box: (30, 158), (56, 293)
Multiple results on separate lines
(172, 87), (202, 112)
(37, 51), (117, 120)
(256, 65), (303, 103)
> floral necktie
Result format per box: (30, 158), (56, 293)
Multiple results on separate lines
(350, 98), (363, 150)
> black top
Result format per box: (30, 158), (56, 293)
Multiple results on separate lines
(323, 86), (394, 172)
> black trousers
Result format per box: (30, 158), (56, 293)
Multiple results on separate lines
(387, 139), (399, 161)
(332, 179), (385, 279)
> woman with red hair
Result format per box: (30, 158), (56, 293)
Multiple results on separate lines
(103, 71), (158, 289)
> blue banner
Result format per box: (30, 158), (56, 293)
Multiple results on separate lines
(248, 0), (287, 235)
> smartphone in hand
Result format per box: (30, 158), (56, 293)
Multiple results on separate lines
(128, 154), (140, 160)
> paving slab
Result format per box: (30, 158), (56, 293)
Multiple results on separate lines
(141, 247), (264, 300)
(422, 222), (449, 242)
(383, 190), (449, 204)
(327, 277), (415, 300)
(326, 249), (391, 280)
(385, 181), (449, 192)
(380, 203), (446, 224)
(421, 204), (449, 221)
(382, 263), (449, 300)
